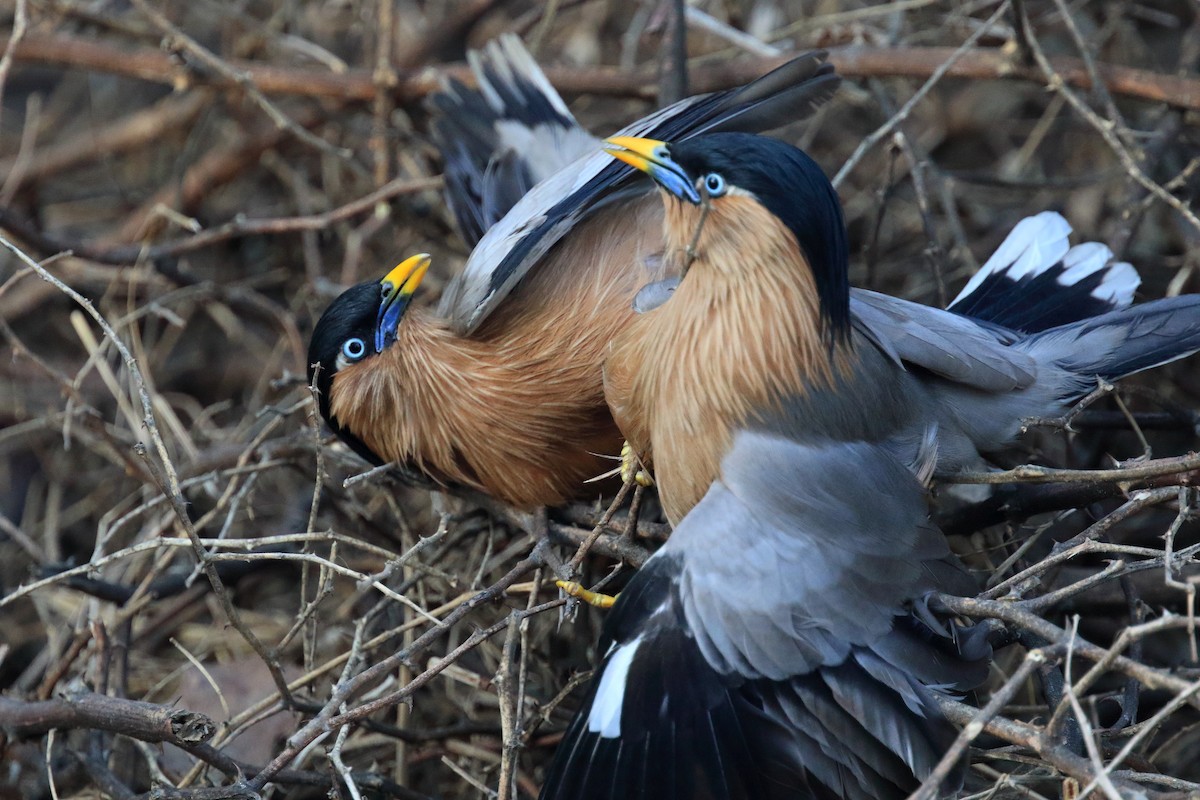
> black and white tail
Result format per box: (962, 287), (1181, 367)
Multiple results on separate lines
(948, 211), (1140, 334)
(428, 34), (597, 245)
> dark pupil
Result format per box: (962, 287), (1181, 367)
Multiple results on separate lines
(707, 175), (720, 190)
(346, 339), (363, 357)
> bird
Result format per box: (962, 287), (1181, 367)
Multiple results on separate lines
(539, 429), (992, 800)
(307, 37), (840, 508)
(603, 132), (1200, 523)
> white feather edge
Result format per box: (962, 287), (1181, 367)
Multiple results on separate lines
(952, 211), (1141, 308)
(469, 34), (576, 123)
(952, 211), (1071, 305)
(1061, 242), (1139, 306)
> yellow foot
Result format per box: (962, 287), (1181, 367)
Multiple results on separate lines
(556, 580), (617, 609)
(620, 441), (654, 487)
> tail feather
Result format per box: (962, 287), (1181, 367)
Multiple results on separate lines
(1024, 295), (1200, 396)
(467, 35), (577, 135)
(428, 34), (597, 245)
(950, 212), (1140, 333)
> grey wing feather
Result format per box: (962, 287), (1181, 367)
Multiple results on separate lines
(440, 51), (840, 334)
(540, 429), (989, 800)
(428, 34), (599, 247)
(924, 294), (1200, 466)
(662, 430), (972, 682)
(851, 289), (1037, 392)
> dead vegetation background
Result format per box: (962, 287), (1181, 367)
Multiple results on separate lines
(1, 1), (1200, 798)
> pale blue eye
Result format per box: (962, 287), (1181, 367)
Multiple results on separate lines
(342, 337), (366, 361)
(703, 173), (727, 197)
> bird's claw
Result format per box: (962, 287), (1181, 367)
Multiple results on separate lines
(556, 580), (617, 609)
(620, 441), (654, 487)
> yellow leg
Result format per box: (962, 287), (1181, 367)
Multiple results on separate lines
(620, 441), (654, 487)
(556, 580), (617, 609)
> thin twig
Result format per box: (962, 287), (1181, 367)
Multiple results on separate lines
(832, 1), (1011, 188)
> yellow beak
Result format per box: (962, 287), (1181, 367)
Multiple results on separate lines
(375, 253), (431, 352)
(381, 253), (431, 298)
(603, 136), (701, 204)
(603, 136), (670, 172)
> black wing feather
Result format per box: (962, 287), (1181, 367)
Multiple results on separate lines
(428, 36), (587, 246)
(539, 437), (991, 800)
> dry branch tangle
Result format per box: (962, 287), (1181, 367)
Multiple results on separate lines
(3, 5), (1200, 799)
(5, 34), (1200, 110)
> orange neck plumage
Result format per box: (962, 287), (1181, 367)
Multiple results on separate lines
(330, 203), (664, 508)
(607, 195), (850, 523)
(330, 310), (610, 506)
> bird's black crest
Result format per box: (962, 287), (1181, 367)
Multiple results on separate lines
(307, 283), (387, 466)
(670, 133), (851, 344)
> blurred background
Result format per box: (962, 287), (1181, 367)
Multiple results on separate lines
(1, 1), (1199, 797)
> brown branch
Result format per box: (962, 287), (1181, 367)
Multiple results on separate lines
(549, 522), (651, 567)
(5, 34), (1200, 110)
(945, 451), (1200, 486)
(1016, 6), (1200, 235)
(0, 233), (299, 714)
(828, 45), (1200, 111)
(76, 752), (137, 800)
(933, 697), (1158, 798)
(935, 594), (1200, 705)
(0, 0), (29, 134)
(939, 444), (1200, 537)
(174, 742), (434, 800)
(395, 0), (511, 70)
(243, 544), (550, 792)
(112, 111), (322, 243)
(128, 0), (350, 161)
(0, 174), (442, 267)
(0, 91), (209, 190)
(911, 646), (1050, 800)
(0, 692), (214, 747)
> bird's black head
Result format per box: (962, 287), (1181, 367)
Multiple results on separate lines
(306, 254), (431, 463)
(606, 132), (850, 344)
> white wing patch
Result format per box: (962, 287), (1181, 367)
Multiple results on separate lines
(587, 637), (643, 738)
(952, 211), (1071, 305)
(1060, 242), (1139, 306)
(494, 120), (599, 184)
